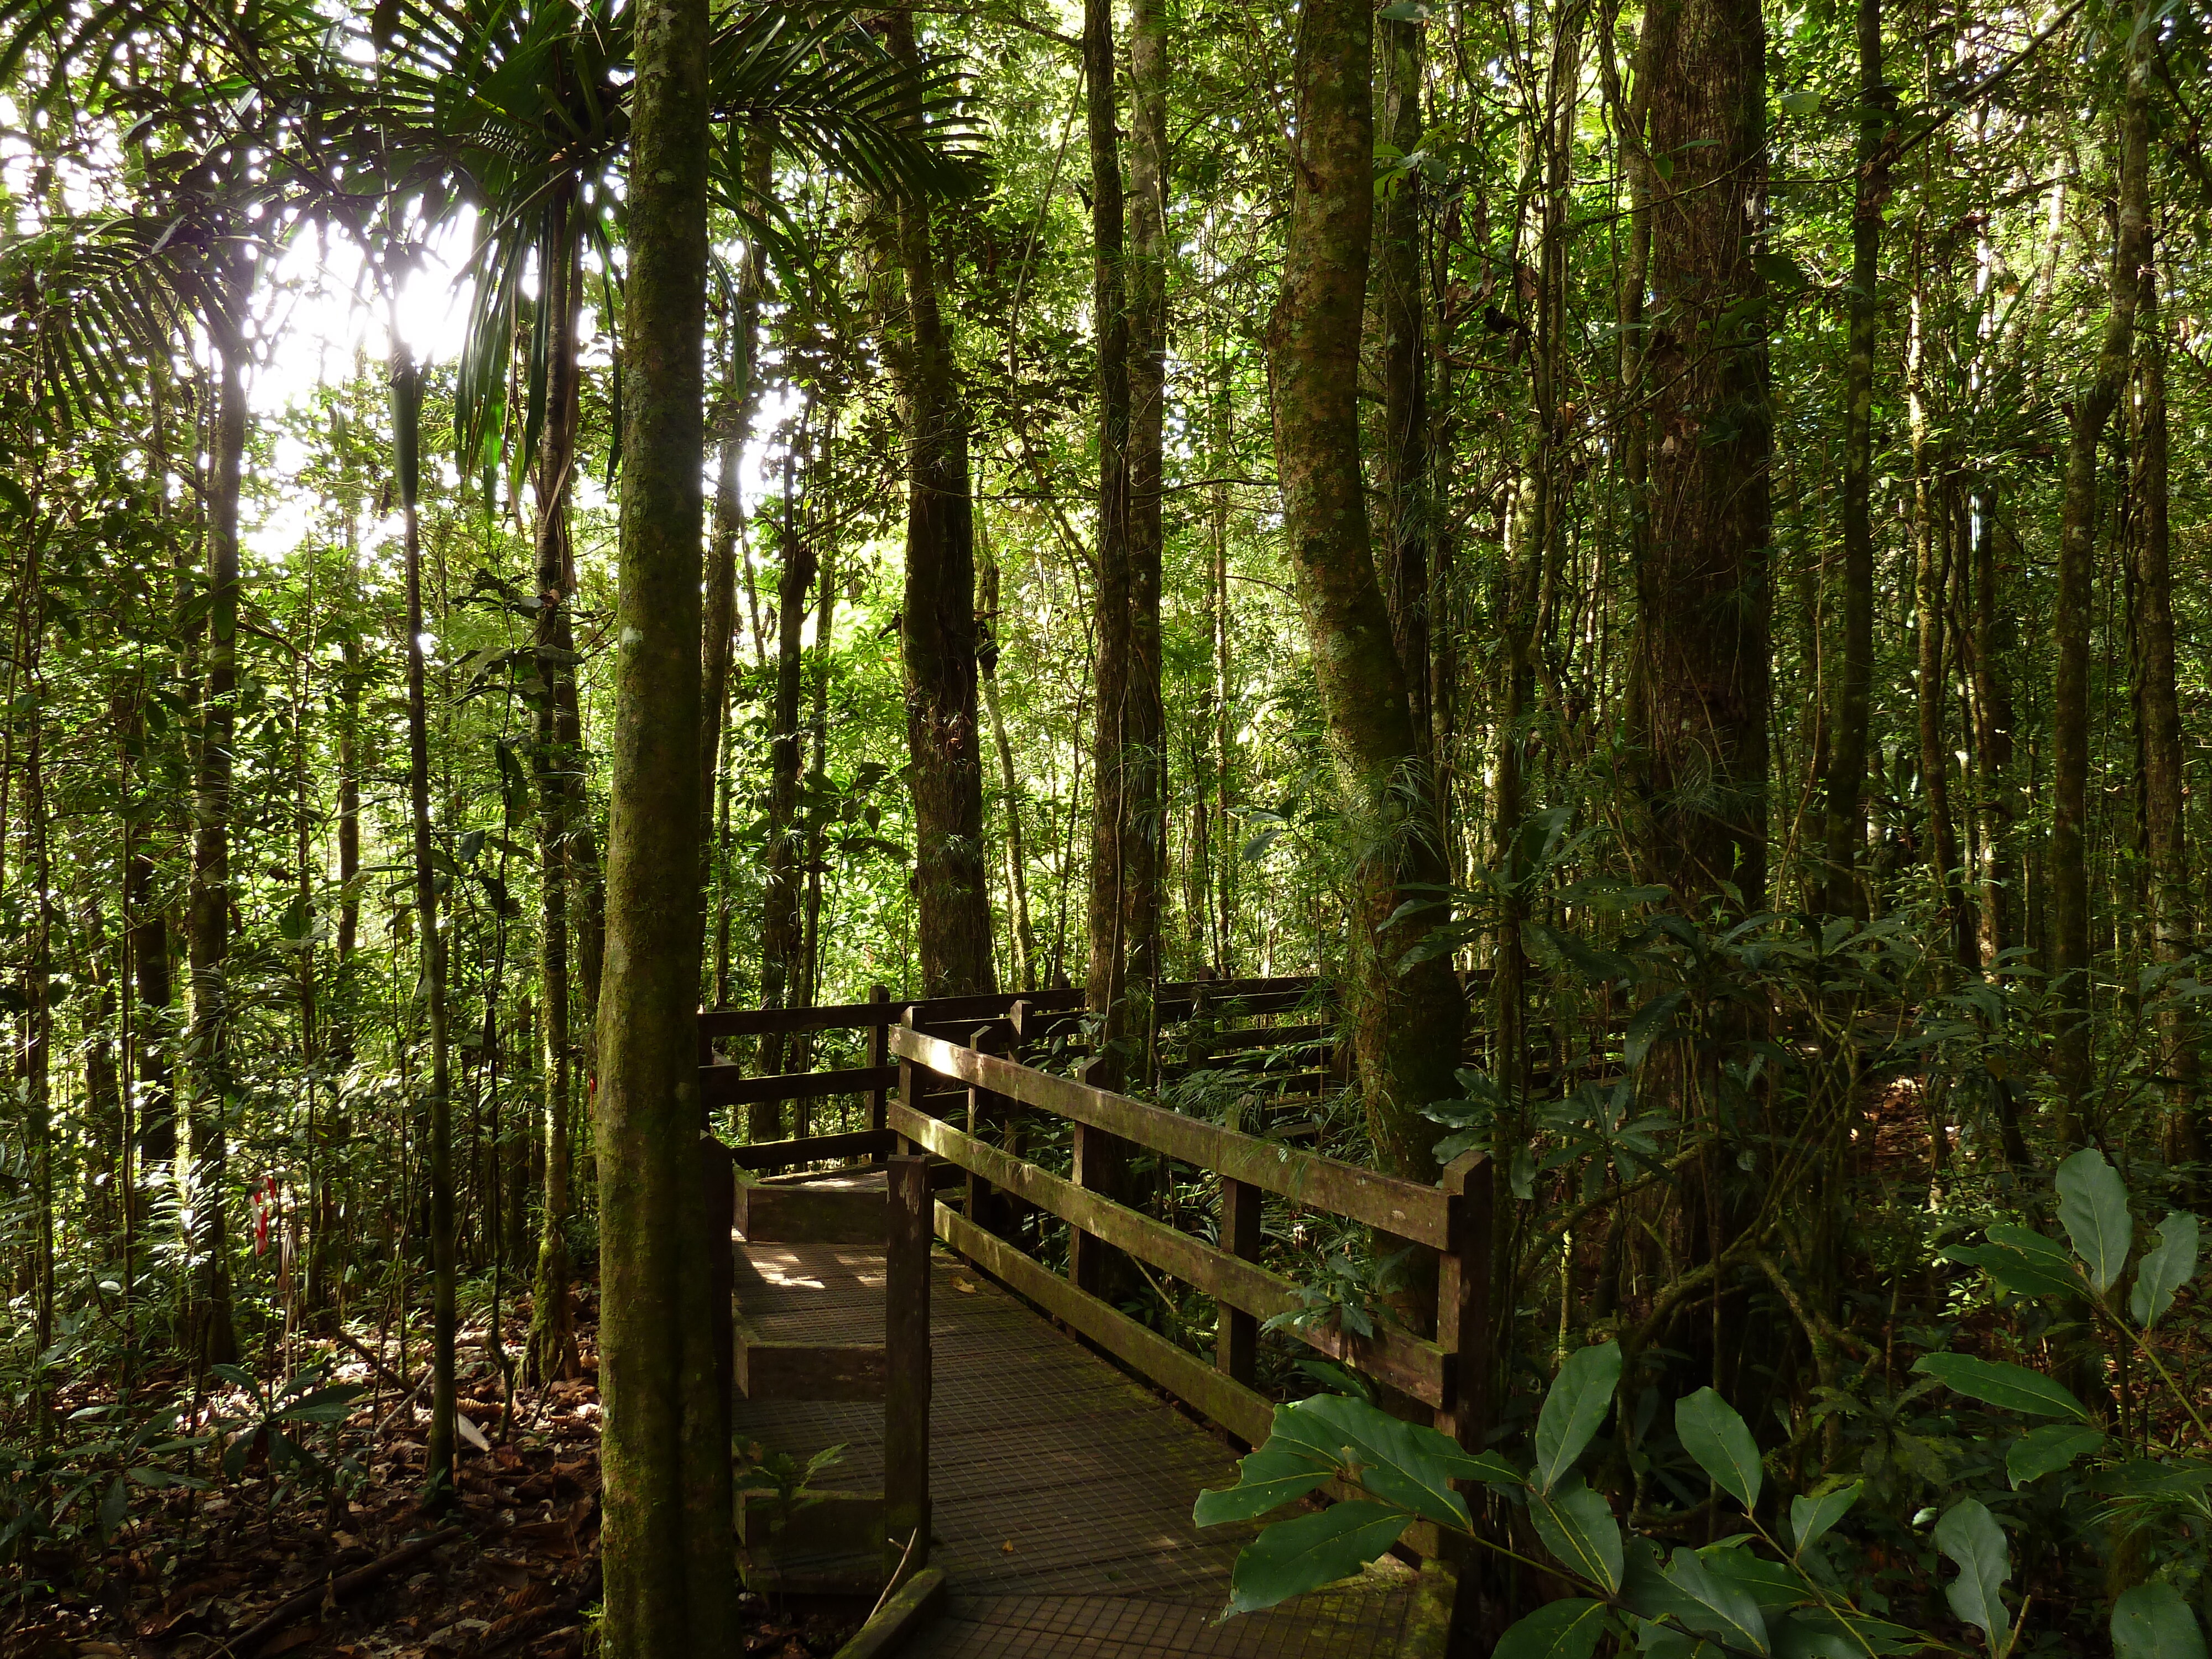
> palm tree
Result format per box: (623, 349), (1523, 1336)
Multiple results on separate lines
(357, 0), (979, 1383)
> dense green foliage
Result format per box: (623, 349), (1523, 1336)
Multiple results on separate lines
(0, 0), (2209, 1647)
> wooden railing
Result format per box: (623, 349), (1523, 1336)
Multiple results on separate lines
(885, 1021), (1493, 1496)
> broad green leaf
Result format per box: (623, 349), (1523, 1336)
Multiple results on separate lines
(1912, 1353), (2090, 1421)
(1778, 88), (1820, 116)
(1933, 1499), (2011, 1652)
(97, 1475), (127, 1541)
(1534, 1340), (1621, 1495)
(2132, 1213), (2200, 1329)
(1788, 1483), (1860, 1553)
(1664, 1545), (1770, 1655)
(1777, 1611), (1924, 1659)
(1496, 1598), (1611, 1659)
(1701, 1546), (1812, 1612)
(1223, 1500), (1408, 1616)
(2006, 1425), (2103, 1488)
(1193, 1446), (1335, 1526)
(1676, 1389), (1762, 1509)
(2114, 1582), (2210, 1659)
(2057, 1147), (2133, 1293)
(1529, 1477), (1624, 1593)
(1965, 1227), (2083, 1300)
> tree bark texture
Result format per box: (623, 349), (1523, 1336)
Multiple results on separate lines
(884, 10), (994, 999)
(1269, 0), (1460, 1181)
(1634, 0), (1772, 914)
(596, 0), (732, 1641)
(2050, 13), (2149, 1140)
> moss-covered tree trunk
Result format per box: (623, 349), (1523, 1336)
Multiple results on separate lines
(2132, 230), (2197, 1165)
(595, 0), (729, 1639)
(883, 11), (994, 998)
(2051, 11), (2149, 1141)
(183, 328), (245, 1372)
(394, 349), (457, 1493)
(526, 207), (584, 1387)
(1269, 0), (1459, 1181)
(755, 489), (815, 1133)
(1819, 0), (1888, 921)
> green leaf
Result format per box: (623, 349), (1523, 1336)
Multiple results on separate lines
(2114, 1582), (2210, 1659)
(1223, 1501), (1408, 1616)
(1788, 1482), (1860, 1553)
(1533, 1340), (1621, 1495)
(1495, 1598), (1612, 1659)
(1664, 1545), (1770, 1654)
(1377, 0), (1432, 18)
(2006, 1425), (2103, 1488)
(2132, 1213), (2200, 1329)
(1194, 1446), (1335, 1526)
(2057, 1147), (2133, 1293)
(1912, 1353), (2091, 1420)
(1778, 88), (1822, 117)
(1676, 1389), (1762, 1509)
(1933, 1499), (2011, 1652)
(1944, 1236), (2080, 1300)
(98, 1475), (128, 1541)
(1529, 1478), (1624, 1592)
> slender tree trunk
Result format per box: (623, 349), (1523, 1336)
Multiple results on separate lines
(596, 0), (731, 1637)
(2051, 15), (2150, 1141)
(1910, 369), (1963, 966)
(2133, 231), (2196, 1161)
(1820, 0), (1888, 920)
(1270, 0), (1461, 1181)
(701, 130), (775, 867)
(979, 544), (1037, 990)
(1084, 0), (1141, 1081)
(184, 331), (246, 1372)
(1126, 0), (1167, 1054)
(755, 473), (815, 1135)
(1375, 7), (1432, 758)
(1968, 483), (2015, 970)
(125, 736), (175, 1177)
(393, 349), (457, 1495)
(527, 210), (585, 1386)
(883, 10), (994, 998)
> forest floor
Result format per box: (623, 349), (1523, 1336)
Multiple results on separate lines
(5, 1279), (865, 1659)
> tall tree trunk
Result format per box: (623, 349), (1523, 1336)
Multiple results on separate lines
(1819, 0), (1888, 920)
(1910, 370), (1963, 966)
(393, 349), (457, 1495)
(755, 471), (815, 1136)
(1633, 0), (1771, 915)
(2051, 13), (2150, 1142)
(124, 729), (174, 1178)
(2133, 227), (2196, 1162)
(1632, 0), (1771, 1357)
(1374, 6), (1431, 758)
(1084, 0), (1143, 1081)
(1126, 0), (1167, 1051)
(183, 331), (246, 1372)
(527, 211), (584, 1386)
(884, 11), (994, 998)
(1270, 0), (1462, 1181)
(596, 0), (730, 1638)
(701, 130), (775, 865)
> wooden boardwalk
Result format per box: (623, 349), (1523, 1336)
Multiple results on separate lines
(731, 1237), (1436, 1658)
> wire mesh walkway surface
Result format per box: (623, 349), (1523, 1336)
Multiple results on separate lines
(731, 1235), (1436, 1658)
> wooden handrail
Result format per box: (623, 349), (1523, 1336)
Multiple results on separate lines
(889, 1101), (1449, 1404)
(700, 975), (1320, 1041)
(891, 1025), (1450, 1248)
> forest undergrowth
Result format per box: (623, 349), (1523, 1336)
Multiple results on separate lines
(0, 1279), (852, 1659)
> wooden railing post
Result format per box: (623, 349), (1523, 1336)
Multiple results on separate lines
(964, 1025), (1001, 1235)
(896, 1011), (920, 1156)
(884, 1154), (932, 1583)
(1437, 1149), (1492, 1449)
(867, 984), (891, 1136)
(1068, 1057), (1132, 1299)
(1216, 1177), (1260, 1392)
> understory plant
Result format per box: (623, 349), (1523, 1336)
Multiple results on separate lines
(1196, 1148), (2209, 1656)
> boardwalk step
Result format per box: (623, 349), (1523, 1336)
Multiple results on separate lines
(735, 1314), (888, 1401)
(735, 1177), (885, 1244)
